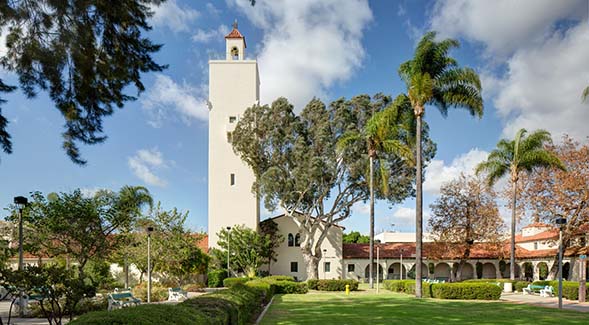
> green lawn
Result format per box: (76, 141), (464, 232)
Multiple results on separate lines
(260, 291), (587, 325)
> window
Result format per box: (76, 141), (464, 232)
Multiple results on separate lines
(230, 173), (235, 186)
(229, 116), (237, 123)
(294, 233), (301, 247)
(324, 262), (331, 273)
(288, 233), (294, 247)
(534, 242), (538, 250)
(290, 262), (298, 272)
(347, 264), (355, 272)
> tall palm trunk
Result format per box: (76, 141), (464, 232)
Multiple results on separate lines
(369, 155), (375, 289)
(415, 113), (423, 298)
(510, 172), (518, 280)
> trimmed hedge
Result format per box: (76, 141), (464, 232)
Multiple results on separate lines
(383, 280), (500, 300)
(246, 276), (308, 294)
(223, 277), (250, 288)
(462, 279), (531, 293)
(432, 283), (502, 300)
(70, 283), (267, 325)
(306, 279), (359, 291)
(207, 269), (228, 288)
(264, 275), (295, 282)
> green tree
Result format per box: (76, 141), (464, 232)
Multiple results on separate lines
(259, 218), (284, 273)
(214, 225), (272, 278)
(476, 128), (565, 280)
(399, 31), (483, 297)
(337, 94), (415, 288)
(0, 0), (166, 164)
(21, 189), (135, 277)
(342, 231), (370, 244)
(232, 95), (433, 279)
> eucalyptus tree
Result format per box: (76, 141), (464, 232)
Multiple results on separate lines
(337, 94), (416, 288)
(476, 128), (565, 280)
(399, 31), (483, 297)
(232, 95), (434, 279)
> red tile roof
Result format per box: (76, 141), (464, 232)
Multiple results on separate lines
(515, 229), (558, 243)
(225, 28), (244, 39)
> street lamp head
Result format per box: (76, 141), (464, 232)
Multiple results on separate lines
(13, 196), (28, 208)
(555, 216), (567, 226)
(146, 226), (154, 233)
(226, 226), (231, 231)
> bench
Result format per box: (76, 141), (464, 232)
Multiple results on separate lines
(540, 286), (554, 297)
(107, 292), (141, 311)
(168, 287), (188, 302)
(523, 284), (547, 295)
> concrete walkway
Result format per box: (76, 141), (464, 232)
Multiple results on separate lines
(501, 292), (589, 312)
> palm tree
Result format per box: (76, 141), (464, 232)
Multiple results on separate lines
(117, 185), (154, 287)
(476, 129), (565, 280)
(337, 95), (415, 288)
(399, 31), (483, 297)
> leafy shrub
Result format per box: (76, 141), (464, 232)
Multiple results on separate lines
(272, 281), (308, 294)
(306, 279), (359, 291)
(514, 281), (531, 292)
(245, 279), (275, 301)
(182, 283), (205, 292)
(532, 280), (551, 287)
(71, 284), (266, 325)
(532, 280), (588, 300)
(132, 282), (169, 302)
(223, 277), (250, 288)
(383, 280), (415, 292)
(207, 269), (228, 288)
(431, 283), (502, 300)
(264, 275), (295, 282)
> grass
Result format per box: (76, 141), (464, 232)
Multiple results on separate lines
(260, 290), (588, 325)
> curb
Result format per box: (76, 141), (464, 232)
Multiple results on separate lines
(255, 295), (276, 325)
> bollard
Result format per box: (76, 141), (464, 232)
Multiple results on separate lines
(345, 284), (350, 295)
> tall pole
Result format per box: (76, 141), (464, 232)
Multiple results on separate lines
(227, 226), (231, 277)
(147, 231), (151, 303)
(369, 155), (374, 289)
(18, 206), (24, 317)
(400, 252), (404, 281)
(376, 246), (380, 294)
(415, 113), (423, 298)
(558, 226), (563, 309)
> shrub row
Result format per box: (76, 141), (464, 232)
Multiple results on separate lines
(532, 280), (589, 300)
(207, 269), (228, 288)
(246, 276), (308, 294)
(223, 277), (250, 288)
(264, 275), (295, 282)
(306, 279), (359, 291)
(70, 283), (267, 325)
(383, 280), (501, 300)
(463, 279), (530, 293)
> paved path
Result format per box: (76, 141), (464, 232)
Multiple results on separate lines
(501, 292), (589, 312)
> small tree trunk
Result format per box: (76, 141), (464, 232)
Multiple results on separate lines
(510, 175), (518, 281)
(547, 254), (560, 280)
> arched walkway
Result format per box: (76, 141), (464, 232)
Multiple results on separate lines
(537, 262), (549, 280)
(482, 263), (496, 279)
(434, 263), (451, 280)
(387, 263), (407, 280)
(522, 262), (533, 281)
(563, 262), (570, 280)
(364, 263), (384, 281)
(457, 263), (475, 280)
(408, 263), (428, 279)
(502, 263), (520, 279)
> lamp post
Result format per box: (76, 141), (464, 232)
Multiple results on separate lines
(14, 196), (28, 317)
(323, 249), (327, 280)
(226, 226), (232, 277)
(146, 226), (154, 303)
(376, 245), (380, 294)
(555, 216), (566, 310)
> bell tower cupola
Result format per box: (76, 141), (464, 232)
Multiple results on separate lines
(225, 20), (246, 60)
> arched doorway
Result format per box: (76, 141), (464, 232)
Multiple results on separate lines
(387, 263), (407, 280)
(459, 263), (475, 280)
(563, 262), (570, 280)
(503, 263), (520, 278)
(434, 263), (451, 280)
(408, 263), (428, 279)
(482, 263), (496, 279)
(522, 262), (533, 281)
(537, 262), (549, 280)
(364, 263), (384, 281)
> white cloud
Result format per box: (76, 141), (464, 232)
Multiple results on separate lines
(149, 0), (200, 33)
(192, 25), (230, 43)
(128, 148), (168, 187)
(493, 24), (589, 140)
(142, 74), (208, 127)
(352, 202), (370, 216)
(423, 148), (489, 195)
(205, 3), (221, 16)
(229, 0), (373, 108)
(429, 0), (586, 57)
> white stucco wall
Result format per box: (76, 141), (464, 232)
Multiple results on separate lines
(208, 36), (260, 249)
(268, 216), (342, 281)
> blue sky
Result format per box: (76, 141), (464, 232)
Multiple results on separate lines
(1, 0), (588, 234)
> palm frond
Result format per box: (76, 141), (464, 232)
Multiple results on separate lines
(336, 131), (361, 152)
(382, 139), (414, 165)
(519, 149), (566, 172)
(519, 129), (552, 153)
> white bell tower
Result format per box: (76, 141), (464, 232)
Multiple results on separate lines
(208, 21), (260, 248)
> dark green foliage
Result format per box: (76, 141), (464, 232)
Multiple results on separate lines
(0, 0), (167, 164)
(223, 277), (250, 288)
(214, 225), (274, 278)
(431, 283), (502, 300)
(306, 279), (359, 291)
(208, 269), (228, 288)
(538, 263), (549, 280)
(342, 231), (370, 244)
(264, 275), (295, 282)
(515, 281), (531, 292)
(271, 281), (308, 294)
(384, 280), (501, 300)
(71, 283), (267, 325)
(244, 279), (275, 300)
